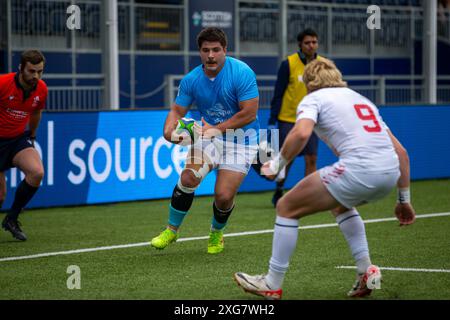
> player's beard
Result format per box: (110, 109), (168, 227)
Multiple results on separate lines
(22, 74), (38, 87)
(26, 78), (38, 86)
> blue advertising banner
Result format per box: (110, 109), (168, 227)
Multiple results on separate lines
(189, 0), (235, 51)
(85, 111), (217, 204)
(2, 111), (217, 209)
(2, 106), (450, 210)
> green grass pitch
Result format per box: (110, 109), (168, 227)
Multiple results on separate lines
(0, 179), (449, 300)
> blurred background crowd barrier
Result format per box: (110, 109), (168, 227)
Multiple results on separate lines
(1, 0), (449, 110)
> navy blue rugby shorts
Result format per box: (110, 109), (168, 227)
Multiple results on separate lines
(0, 131), (34, 172)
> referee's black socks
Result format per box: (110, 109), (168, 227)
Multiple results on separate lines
(7, 180), (39, 220)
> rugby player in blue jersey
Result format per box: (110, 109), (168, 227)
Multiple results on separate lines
(151, 27), (260, 254)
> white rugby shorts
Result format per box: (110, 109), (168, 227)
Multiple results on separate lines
(189, 137), (258, 174)
(319, 161), (400, 209)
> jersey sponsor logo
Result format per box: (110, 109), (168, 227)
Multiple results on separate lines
(32, 96), (41, 108)
(6, 108), (28, 120)
(205, 103), (233, 123)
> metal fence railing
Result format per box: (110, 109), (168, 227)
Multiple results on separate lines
(47, 86), (104, 111)
(8, 0), (437, 53)
(5, 0), (450, 109)
(8, 0), (185, 52)
(44, 74), (104, 111)
(237, 1), (427, 55)
(166, 74), (450, 108)
(10, 0), (103, 50)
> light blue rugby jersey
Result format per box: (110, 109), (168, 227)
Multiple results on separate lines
(175, 56), (260, 145)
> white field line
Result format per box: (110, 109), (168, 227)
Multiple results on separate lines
(1, 211), (449, 263)
(336, 266), (450, 273)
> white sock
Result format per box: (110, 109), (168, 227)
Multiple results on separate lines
(266, 216), (299, 289)
(336, 208), (372, 275)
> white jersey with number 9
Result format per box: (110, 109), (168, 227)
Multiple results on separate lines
(296, 87), (399, 173)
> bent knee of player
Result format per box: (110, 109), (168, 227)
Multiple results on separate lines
(27, 166), (45, 185)
(276, 197), (290, 218)
(180, 169), (201, 189)
(330, 206), (350, 217)
(276, 197), (307, 219)
(214, 190), (235, 208)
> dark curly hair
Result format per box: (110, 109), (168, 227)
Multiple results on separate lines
(197, 27), (228, 49)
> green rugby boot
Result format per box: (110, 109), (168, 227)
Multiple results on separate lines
(207, 230), (224, 254)
(151, 228), (178, 250)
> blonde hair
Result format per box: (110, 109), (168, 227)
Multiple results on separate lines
(303, 58), (347, 92)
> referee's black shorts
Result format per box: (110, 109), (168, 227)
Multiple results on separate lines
(0, 131), (34, 172)
(278, 120), (319, 156)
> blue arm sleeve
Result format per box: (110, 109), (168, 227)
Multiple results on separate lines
(269, 60), (289, 125)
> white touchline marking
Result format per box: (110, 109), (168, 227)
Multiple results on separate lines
(1, 211), (449, 263)
(336, 266), (450, 273)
